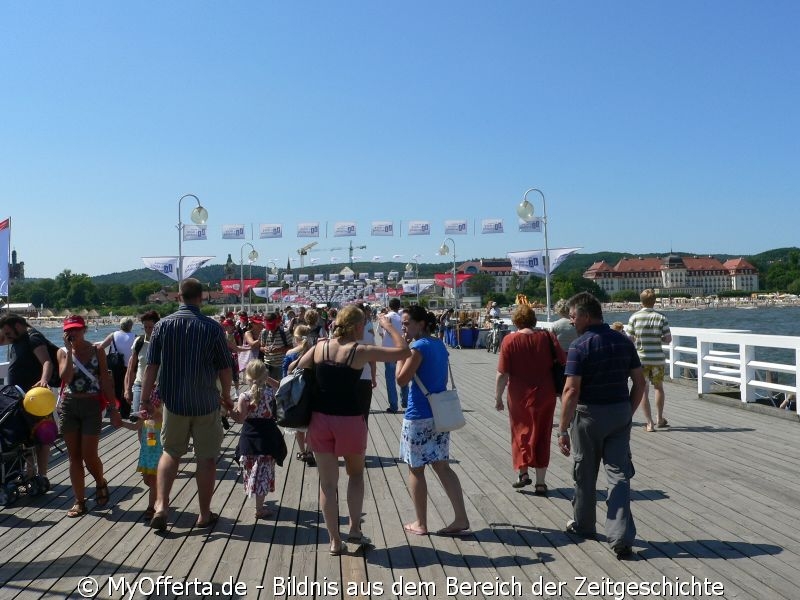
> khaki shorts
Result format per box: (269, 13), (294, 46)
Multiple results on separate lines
(161, 406), (223, 459)
(642, 365), (665, 386)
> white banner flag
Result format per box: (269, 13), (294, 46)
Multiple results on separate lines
(267, 273), (278, 282)
(373, 271), (384, 280)
(284, 273), (294, 283)
(314, 274), (324, 282)
(259, 223), (283, 239)
(222, 224), (246, 239)
(297, 222), (320, 238)
(0, 218), (9, 297)
(507, 247), (581, 276)
(481, 218), (504, 234)
(359, 272), (369, 280)
(444, 219), (468, 235)
(407, 220), (431, 236)
(518, 218), (543, 233)
(299, 274), (309, 283)
(333, 221), (357, 237)
(182, 225), (208, 241)
(330, 274), (339, 282)
(371, 221), (394, 236)
(141, 256), (214, 282)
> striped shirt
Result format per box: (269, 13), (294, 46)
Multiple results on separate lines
(146, 304), (233, 416)
(565, 324), (641, 405)
(625, 308), (670, 366)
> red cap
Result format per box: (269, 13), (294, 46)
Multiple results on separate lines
(222, 319), (234, 326)
(250, 316), (264, 325)
(63, 315), (86, 331)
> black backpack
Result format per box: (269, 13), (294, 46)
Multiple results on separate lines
(29, 328), (62, 388)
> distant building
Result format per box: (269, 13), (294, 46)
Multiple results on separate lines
(458, 259), (531, 294)
(9, 249), (24, 282)
(583, 255), (759, 296)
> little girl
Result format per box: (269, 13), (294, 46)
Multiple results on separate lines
(236, 360), (287, 519)
(119, 387), (162, 521)
(281, 325), (315, 466)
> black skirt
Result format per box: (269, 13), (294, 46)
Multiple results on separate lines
(237, 418), (288, 466)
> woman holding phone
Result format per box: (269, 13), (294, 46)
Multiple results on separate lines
(57, 315), (119, 517)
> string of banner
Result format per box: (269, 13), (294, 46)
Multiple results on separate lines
(181, 218), (543, 241)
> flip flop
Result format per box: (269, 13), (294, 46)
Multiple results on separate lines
(150, 510), (168, 531)
(657, 419), (669, 428)
(435, 527), (473, 537)
(255, 508), (274, 519)
(403, 524), (428, 536)
(345, 533), (373, 547)
(329, 543), (346, 556)
(196, 512), (219, 528)
(644, 424), (656, 432)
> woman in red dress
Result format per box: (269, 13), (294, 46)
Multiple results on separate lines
(494, 305), (566, 494)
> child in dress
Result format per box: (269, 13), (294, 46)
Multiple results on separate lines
(236, 360), (287, 519)
(118, 387), (163, 521)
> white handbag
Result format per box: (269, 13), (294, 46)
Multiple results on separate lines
(414, 360), (465, 432)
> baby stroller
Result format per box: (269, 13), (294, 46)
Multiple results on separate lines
(0, 385), (51, 506)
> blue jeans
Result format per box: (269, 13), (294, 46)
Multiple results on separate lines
(384, 362), (408, 410)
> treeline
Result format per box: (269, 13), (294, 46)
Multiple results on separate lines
(7, 248), (800, 313)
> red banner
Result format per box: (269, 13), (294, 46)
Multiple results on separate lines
(434, 273), (473, 289)
(221, 279), (262, 295)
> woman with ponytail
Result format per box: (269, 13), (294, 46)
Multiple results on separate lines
(293, 304), (410, 556)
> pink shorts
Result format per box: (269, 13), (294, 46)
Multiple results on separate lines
(307, 412), (368, 457)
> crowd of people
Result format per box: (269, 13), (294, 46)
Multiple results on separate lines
(1, 284), (678, 560)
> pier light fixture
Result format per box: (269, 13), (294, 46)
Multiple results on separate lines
(438, 237), (457, 309)
(240, 242), (258, 311)
(177, 194), (208, 282)
(405, 257), (420, 304)
(518, 187), (551, 321)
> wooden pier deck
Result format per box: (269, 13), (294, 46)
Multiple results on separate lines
(1, 345), (797, 599)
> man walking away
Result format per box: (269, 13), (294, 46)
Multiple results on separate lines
(625, 289), (672, 432)
(557, 292), (645, 560)
(143, 278), (235, 531)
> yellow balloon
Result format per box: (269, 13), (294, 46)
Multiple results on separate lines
(23, 387), (57, 417)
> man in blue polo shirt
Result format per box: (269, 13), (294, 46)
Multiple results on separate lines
(557, 292), (645, 560)
(142, 278), (234, 531)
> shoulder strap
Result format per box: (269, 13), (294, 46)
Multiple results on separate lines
(111, 336), (118, 353)
(345, 342), (359, 366)
(413, 354), (455, 396)
(72, 353), (100, 386)
(545, 331), (560, 364)
(323, 339), (331, 362)
(134, 335), (145, 354)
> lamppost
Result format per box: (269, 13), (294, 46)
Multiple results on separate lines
(517, 187), (551, 321)
(177, 194), (208, 282)
(240, 242), (258, 311)
(405, 258), (420, 304)
(267, 260), (279, 310)
(438, 238), (457, 309)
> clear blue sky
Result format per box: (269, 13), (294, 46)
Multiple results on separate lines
(2, 1), (797, 279)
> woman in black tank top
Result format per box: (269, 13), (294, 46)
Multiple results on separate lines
(293, 304), (410, 556)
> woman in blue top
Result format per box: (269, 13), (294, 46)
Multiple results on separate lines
(397, 306), (469, 537)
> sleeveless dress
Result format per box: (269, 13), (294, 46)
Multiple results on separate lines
(237, 387), (287, 497)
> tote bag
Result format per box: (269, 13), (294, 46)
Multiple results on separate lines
(414, 360), (465, 433)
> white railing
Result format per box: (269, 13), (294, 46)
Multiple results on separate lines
(666, 327), (799, 413)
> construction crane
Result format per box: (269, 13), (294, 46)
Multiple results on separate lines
(296, 241), (318, 269)
(309, 240), (367, 269)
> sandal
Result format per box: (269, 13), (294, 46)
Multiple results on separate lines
(512, 473), (532, 489)
(95, 480), (110, 507)
(296, 451), (306, 461)
(144, 506), (156, 521)
(534, 483), (548, 497)
(255, 508), (274, 519)
(67, 500), (87, 518)
(657, 419), (669, 428)
(329, 542), (346, 556)
(304, 453), (316, 467)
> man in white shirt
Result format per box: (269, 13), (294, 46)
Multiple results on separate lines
(379, 298), (408, 412)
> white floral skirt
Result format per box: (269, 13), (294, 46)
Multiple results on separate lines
(399, 418), (450, 468)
